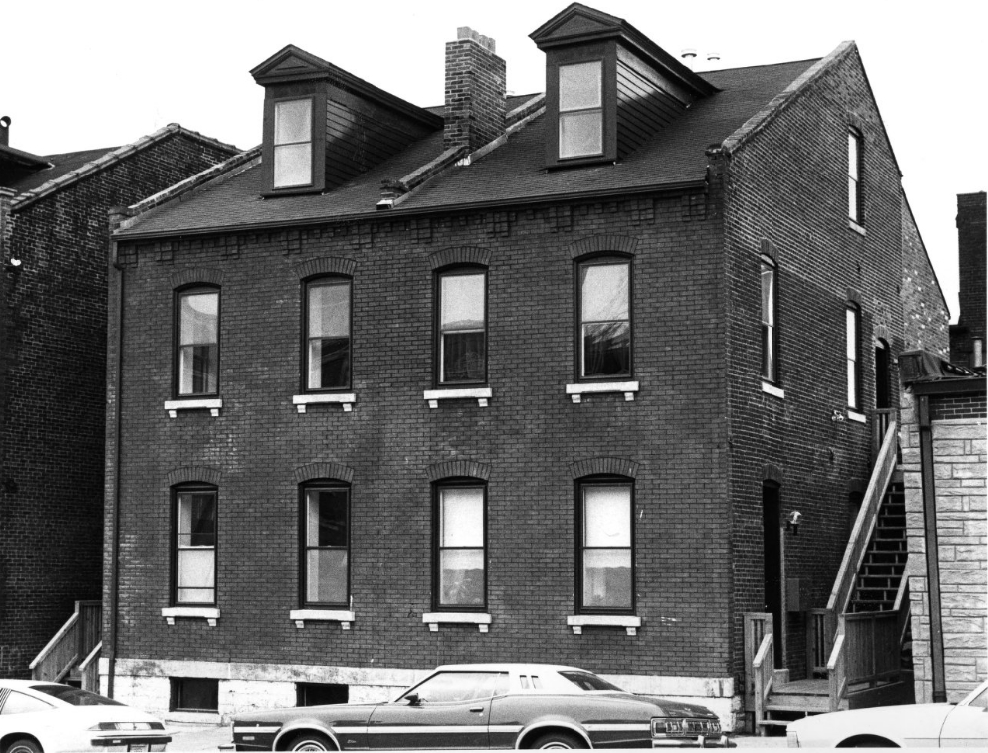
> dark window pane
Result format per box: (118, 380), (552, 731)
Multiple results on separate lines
(308, 337), (351, 389)
(30, 686), (123, 707)
(179, 493), (216, 547)
(173, 678), (218, 712)
(442, 332), (485, 382)
(582, 322), (630, 376)
(297, 683), (349, 707)
(308, 490), (348, 547)
(558, 671), (624, 692)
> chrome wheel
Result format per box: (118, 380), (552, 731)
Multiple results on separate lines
(530, 731), (586, 749)
(6, 740), (43, 753)
(288, 733), (332, 751)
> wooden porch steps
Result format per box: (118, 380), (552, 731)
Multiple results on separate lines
(757, 679), (840, 732)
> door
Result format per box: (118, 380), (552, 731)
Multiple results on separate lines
(762, 483), (783, 668)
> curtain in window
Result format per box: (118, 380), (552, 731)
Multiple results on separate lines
(581, 263), (630, 377)
(582, 485), (632, 609)
(439, 487), (484, 606)
(177, 492), (216, 603)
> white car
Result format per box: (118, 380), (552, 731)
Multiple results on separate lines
(0, 680), (171, 753)
(787, 679), (988, 747)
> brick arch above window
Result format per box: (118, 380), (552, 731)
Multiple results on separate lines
(294, 256), (357, 280)
(428, 246), (491, 271)
(762, 464), (784, 485)
(846, 287), (862, 306)
(569, 235), (638, 260)
(166, 465), (221, 488)
(426, 460), (491, 482)
(294, 462), (355, 485)
(170, 267), (224, 289)
(760, 238), (779, 263)
(570, 456), (639, 480)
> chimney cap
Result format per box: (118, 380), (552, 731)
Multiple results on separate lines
(457, 26), (496, 53)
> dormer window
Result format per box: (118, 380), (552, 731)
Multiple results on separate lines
(273, 98), (313, 188)
(559, 61), (603, 159)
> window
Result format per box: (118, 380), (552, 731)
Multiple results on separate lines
(274, 98), (313, 188)
(578, 258), (631, 378)
(297, 683), (349, 707)
(437, 269), (487, 385)
(435, 484), (486, 609)
(399, 671), (508, 704)
(174, 485), (216, 605)
(577, 481), (633, 612)
(848, 128), (862, 223)
(559, 61), (603, 159)
(0, 691), (55, 715)
(305, 278), (351, 391)
(846, 304), (861, 410)
(176, 287), (219, 396)
(170, 678), (218, 712)
(761, 255), (778, 382)
(302, 482), (350, 607)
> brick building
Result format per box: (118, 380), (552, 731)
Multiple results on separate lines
(100, 3), (946, 729)
(0, 119), (238, 679)
(949, 192), (987, 369)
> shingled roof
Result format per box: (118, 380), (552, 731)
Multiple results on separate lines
(116, 57), (820, 240)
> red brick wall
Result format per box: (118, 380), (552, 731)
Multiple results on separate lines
(902, 196), (949, 356)
(444, 30), (506, 152)
(0, 133), (235, 678)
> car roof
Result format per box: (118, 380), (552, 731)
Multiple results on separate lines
(430, 664), (587, 673)
(0, 679), (52, 689)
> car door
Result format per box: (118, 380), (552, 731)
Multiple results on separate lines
(367, 671), (506, 749)
(940, 684), (988, 747)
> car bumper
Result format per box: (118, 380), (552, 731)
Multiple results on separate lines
(89, 734), (172, 751)
(652, 735), (736, 748)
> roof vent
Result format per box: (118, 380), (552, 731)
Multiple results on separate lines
(680, 48), (697, 70)
(707, 52), (721, 64)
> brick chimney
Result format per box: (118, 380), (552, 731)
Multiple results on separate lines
(444, 27), (506, 153)
(950, 192), (987, 367)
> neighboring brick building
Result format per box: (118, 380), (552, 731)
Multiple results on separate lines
(949, 192), (987, 369)
(899, 351), (986, 703)
(0, 119), (238, 679)
(100, 3), (946, 729)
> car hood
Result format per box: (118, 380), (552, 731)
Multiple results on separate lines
(634, 695), (720, 719)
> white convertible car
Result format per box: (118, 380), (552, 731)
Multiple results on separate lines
(787, 679), (988, 747)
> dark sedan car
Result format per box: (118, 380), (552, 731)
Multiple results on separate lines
(231, 663), (733, 750)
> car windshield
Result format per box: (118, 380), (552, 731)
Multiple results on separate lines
(31, 685), (124, 706)
(558, 671), (624, 692)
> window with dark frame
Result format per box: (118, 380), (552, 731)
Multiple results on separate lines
(176, 287), (219, 397)
(761, 255), (778, 383)
(577, 480), (633, 612)
(297, 683), (349, 707)
(174, 485), (217, 605)
(305, 277), (351, 391)
(848, 128), (863, 224)
(846, 303), (861, 410)
(437, 269), (487, 385)
(559, 60), (603, 159)
(302, 482), (350, 608)
(435, 483), (486, 610)
(273, 98), (314, 189)
(578, 257), (631, 379)
(170, 678), (218, 712)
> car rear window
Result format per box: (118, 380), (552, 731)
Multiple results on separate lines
(558, 671), (623, 692)
(31, 685), (124, 706)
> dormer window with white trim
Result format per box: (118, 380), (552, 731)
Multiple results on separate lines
(274, 98), (313, 188)
(559, 61), (603, 159)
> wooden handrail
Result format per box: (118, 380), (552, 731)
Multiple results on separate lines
(752, 633), (774, 734)
(827, 420), (899, 616)
(827, 630), (847, 711)
(78, 640), (102, 671)
(29, 612), (78, 670)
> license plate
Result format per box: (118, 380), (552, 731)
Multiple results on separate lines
(665, 720), (720, 737)
(128, 746), (149, 752)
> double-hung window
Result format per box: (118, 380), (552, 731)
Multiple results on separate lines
(273, 98), (314, 188)
(437, 269), (487, 385)
(176, 287), (219, 396)
(302, 482), (350, 607)
(174, 486), (217, 605)
(305, 278), (351, 391)
(578, 481), (633, 612)
(578, 258), (631, 378)
(761, 255), (778, 383)
(559, 61), (603, 159)
(846, 303), (861, 410)
(435, 484), (486, 609)
(848, 128), (863, 224)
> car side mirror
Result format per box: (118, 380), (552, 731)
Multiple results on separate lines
(405, 693), (421, 706)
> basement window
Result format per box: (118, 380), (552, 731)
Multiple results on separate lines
(170, 678), (218, 712)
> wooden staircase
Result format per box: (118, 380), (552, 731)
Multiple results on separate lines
(850, 483), (906, 613)
(29, 600), (102, 691)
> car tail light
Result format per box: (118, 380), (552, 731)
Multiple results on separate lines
(89, 721), (164, 730)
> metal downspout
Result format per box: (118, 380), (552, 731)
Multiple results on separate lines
(918, 394), (946, 703)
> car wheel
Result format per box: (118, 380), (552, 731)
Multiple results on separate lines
(5, 739), (43, 753)
(529, 730), (587, 749)
(837, 736), (899, 748)
(285, 732), (334, 751)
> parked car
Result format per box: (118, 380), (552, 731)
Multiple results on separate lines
(0, 680), (171, 752)
(786, 678), (988, 747)
(231, 663), (733, 750)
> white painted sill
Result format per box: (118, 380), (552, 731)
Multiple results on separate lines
(762, 381), (785, 399)
(290, 609), (355, 629)
(848, 219), (866, 236)
(162, 607), (220, 626)
(847, 409), (867, 424)
(567, 614), (641, 636)
(422, 612), (492, 632)
(424, 387), (492, 408)
(566, 381), (639, 403)
(164, 398), (222, 418)
(293, 393), (357, 413)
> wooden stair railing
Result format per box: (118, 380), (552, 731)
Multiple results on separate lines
(752, 632), (775, 734)
(29, 600), (101, 684)
(78, 641), (102, 692)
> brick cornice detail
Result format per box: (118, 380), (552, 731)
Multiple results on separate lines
(170, 267), (224, 289)
(426, 460), (491, 482)
(294, 256), (357, 280)
(166, 465), (221, 487)
(294, 462), (355, 484)
(569, 235), (638, 259)
(428, 246), (491, 270)
(570, 457), (639, 479)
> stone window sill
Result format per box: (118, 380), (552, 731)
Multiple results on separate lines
(422, 612), (492, 632)
(847, 409), (867, 424)
(293, 393), (357, 413)
(289, 609), (355, 629)
(762, 381), (785, 399)
(165, 398), (222, 418)
(424, 387), (492, 408)
(162, 607), (219, 626)
(567, 614), (641, 636)
(848, 219), (866, 236)
(566, 381), (639, 403)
